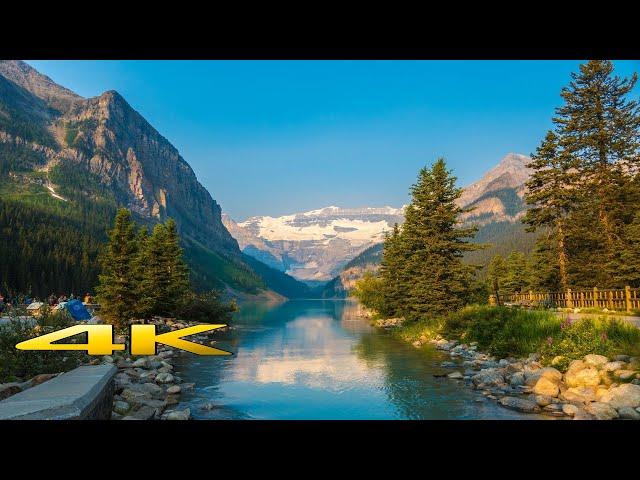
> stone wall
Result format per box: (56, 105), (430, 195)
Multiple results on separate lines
(0, 365), (116, 420)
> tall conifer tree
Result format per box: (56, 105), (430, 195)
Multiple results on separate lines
(524, 131), (577, 290)
(400, 159), (479, 318)
(95, 208), (139, 328)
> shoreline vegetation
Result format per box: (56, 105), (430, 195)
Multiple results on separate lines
(367, 305), (640, 419)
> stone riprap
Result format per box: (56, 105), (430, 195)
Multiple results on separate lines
(411, 333), (640, 420)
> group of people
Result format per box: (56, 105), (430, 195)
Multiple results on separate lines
(46, 292), (94, 306)
(0, 291), (94, 314)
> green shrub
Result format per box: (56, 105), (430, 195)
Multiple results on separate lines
(0, 308), (86, 383)
(352, 272), (385, 314)
(443, 305), (559, 358)
(175, 291), (237, 324)
(540, 316), (640, 369)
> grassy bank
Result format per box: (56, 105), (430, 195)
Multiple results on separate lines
(392, 305), (640, 370)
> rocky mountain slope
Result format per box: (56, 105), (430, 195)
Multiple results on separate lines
(227, 153), (534, 292)
(0, 60), (307, 298)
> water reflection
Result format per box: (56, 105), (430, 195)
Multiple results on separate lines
(175, 300), (542, 419)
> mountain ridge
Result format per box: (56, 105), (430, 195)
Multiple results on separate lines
(0, 60), (308, 298)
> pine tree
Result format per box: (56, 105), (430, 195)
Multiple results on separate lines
(95, 208), (139, 329)
(137, 223), (169, 318)
(137, 219), (190, 318)
(487, 254), (506, 302)
(524, 131), (577, 290)
(502, 251), (530, 294)
(378, 223), (405, 317)
(614, 211), (640, 288)
(554, 60), (640, 280)
(400, 159), (480, 318)
(162, 219), (190, 313)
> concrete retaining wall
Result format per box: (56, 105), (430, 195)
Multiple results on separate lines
(0, 365), (117, 420)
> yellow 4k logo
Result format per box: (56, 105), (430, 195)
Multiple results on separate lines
(16, 324), (232, 356)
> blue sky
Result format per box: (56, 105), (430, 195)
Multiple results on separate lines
(27, 60), (640, 220)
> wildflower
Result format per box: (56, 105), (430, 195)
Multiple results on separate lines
(600, 332), (608, 342)
(546, 336), (553, 345)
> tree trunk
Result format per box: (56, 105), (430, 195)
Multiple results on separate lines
(557, 219), (569, 291)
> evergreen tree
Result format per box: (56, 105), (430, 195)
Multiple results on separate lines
(524, 131), (577, 290)
(554, 60), (640, 281)
(378, 223), (405, 317)
(400, 159), (480, 318)
(502, 251), (530, 294)
(487, 254), (506, 303)
(137, 223), (169, 318)
(161, 219), (190, 313)
(615, 212), (640, 288)
(528, 232), (561, 291)
(95, 208), (139, 329)
(137, 219), (190, 318)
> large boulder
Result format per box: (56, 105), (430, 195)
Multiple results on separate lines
(617, 406), (640, 420)
(614, 370), (637, 381)
(509, 372), (526, 387)
(533, 377), (560, 397)
(563, 386), (596, 404)
(499, 396), (541, 413)
(472, 369), (505, 387)
(565, 367), (600, 388)
(602, 361), (626, 372)
(584, 354), (609, 368)
(599, 384), (640, 409)
(585, 402), (619, 420)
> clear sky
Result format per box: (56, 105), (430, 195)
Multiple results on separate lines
(27, 60), (640, 220)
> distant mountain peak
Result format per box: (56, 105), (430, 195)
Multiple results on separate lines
(458, 152), (531, 209)
(0, 60), (82, 113)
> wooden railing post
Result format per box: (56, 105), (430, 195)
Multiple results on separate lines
(625, 285), (632, 312)
(566, 288), (573, 309)
(593, 287), (598, 309)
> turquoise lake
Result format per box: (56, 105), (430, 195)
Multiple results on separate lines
(175, 299), (540, 419)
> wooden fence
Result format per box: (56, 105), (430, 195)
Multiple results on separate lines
(490, 286), (640, 312)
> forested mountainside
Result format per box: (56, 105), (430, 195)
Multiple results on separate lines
(0, 60), (307, 298)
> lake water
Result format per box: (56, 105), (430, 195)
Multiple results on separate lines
(175, 299), (540, 419)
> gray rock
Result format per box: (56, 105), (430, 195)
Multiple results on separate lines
(130, 405), (156, 420)
(113, 400), (130, 415)
(499, 396), (541, 413)
(131, 358), (149, 368)
(162, 408), (191, 420)
(585, 402), (618, 420)
(448, 372), (464, 380)
(472, 369), (505, 387)
(617, 406), (640, 420)
(166, 385), (181, 394)
(155, 372), (175, 384)
(599, 383), (640, 408)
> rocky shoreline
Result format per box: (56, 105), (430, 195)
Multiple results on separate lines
(0, 317), (223, 420)
(392, 321), (640, 420)
(100, 317), (228, 420)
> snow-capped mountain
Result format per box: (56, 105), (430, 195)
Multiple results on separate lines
(222, 206), (405, 283)
(223, 153), (532, 285)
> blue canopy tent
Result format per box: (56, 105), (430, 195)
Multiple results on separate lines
(65, 299), (92, 321)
